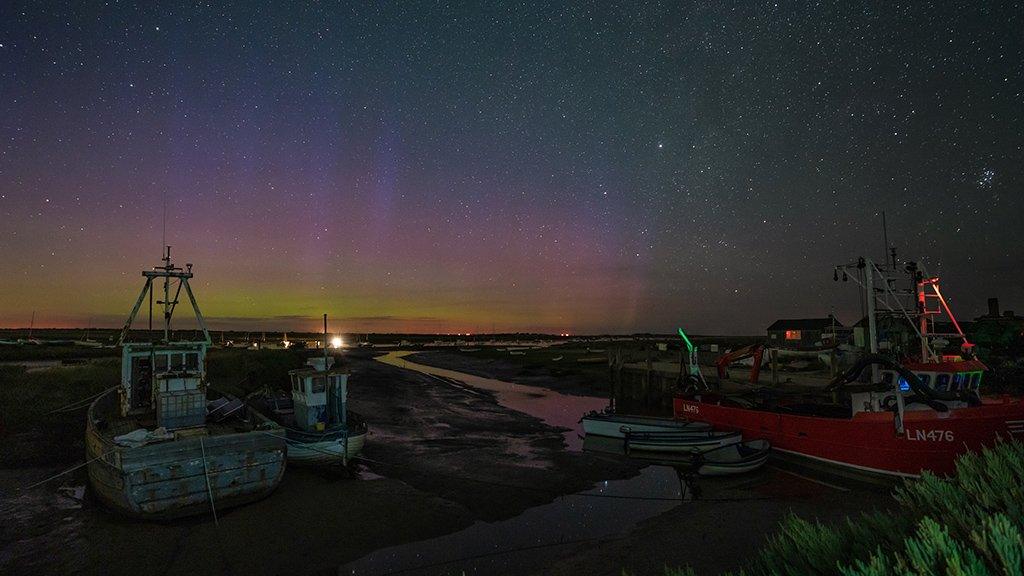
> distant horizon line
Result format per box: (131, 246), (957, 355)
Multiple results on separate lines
(0, 325), (761, 338)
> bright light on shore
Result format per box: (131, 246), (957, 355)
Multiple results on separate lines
(331, 337), (343, 349)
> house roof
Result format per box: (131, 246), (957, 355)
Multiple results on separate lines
(852, 315), (918, 329)
(766, 317), (843, 331)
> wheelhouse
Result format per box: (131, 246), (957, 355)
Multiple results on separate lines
(120, 341), (208, 429)
(879, 358), (987, 394)
(288, 357), (349, 432)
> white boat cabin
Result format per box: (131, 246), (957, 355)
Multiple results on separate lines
(879, 360), (984, 394)
(289, 357), (349, 432)
(120, 341), (208, 430)
(850, 358), (987, 416)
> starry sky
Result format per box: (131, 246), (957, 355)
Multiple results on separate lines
(1, 2), (1022, 335)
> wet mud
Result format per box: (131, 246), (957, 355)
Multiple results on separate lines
(1, 350), (891, 575)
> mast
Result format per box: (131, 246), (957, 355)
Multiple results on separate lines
(881, 211), (890, 267)
(864, 258), (879, 382)
(917, 275), (930, 361)
(323, 314), (329, 367)
(118, 247), (211, 346)
(162, 246), (171, 341)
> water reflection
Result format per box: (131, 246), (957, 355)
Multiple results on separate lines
(583, 435), (708, 499)
(376, 351), (609, 449)
(339, 466), (685, 576)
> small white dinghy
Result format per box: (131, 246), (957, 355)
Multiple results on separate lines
(581, 411), (712, 439)
(623, 429), (741, 453)
(695, 439), (771, 476)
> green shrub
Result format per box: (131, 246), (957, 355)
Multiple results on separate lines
(664, 442), (1024, 576)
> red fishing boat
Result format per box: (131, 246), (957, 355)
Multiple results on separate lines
(675, 256), (1024, 477)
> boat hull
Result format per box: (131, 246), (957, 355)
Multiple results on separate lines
(247, 399), (369, 467)
(86, 389), (287, 519)
(581, 413), (711, 439)
(624, 430), (741, 453)
(698, 440), (771, 476)
(284, 428), (367, 466)
(674, 395), (1024, 477)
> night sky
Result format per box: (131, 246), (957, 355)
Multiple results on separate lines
(1, 2), (1022, 335)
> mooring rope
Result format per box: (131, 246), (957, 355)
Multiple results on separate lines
(198, 436), (219, 526)
(45, 389), (108, 414)
(21, 448), (119, 491)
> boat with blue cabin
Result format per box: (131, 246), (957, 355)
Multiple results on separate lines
(85, 248), (287, 519)
(249, 315), (368, 467)
(250, 356), (368, 466)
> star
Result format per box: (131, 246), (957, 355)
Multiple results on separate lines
(977, 169), (996, 189)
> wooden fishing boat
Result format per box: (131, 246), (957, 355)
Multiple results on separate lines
(581, 411), (711, 438)
(623, 429), (741, 453)
(249, 393), (367, 465)
(86, 387), (285, 519)
(248, 371), (368, 466)
(249, 316), (368, 467)
(86, 248), (286, 519)
(696, 439), (771, 476)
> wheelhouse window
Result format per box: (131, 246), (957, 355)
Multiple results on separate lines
(935, 374), (950, 391)
(170, 353), (184, 370)
(155, 354), (169, 372)
(185, 352), (199, 370)
(915, 374), (932, 387)
(785, 330), (801, 340)
(969, 372), (982, 390)
(311, 376), (326, 393)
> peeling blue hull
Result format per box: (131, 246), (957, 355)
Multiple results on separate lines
(86, 388), (286, 519)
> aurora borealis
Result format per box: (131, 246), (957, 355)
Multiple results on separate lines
(1, 2), (1022, 334)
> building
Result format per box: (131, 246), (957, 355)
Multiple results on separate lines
(970, 297), (1023, 354)
(767, 317), (845, 349)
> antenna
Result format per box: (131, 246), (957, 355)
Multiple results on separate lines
(881, 211), (890, 268)
(323, 314), (329, 367)
(162, 189), (167, 253)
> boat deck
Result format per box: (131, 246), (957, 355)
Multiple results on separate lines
(89, 387), (261, 444)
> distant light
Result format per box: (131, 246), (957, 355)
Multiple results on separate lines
(282, 340), (291, 348)
(331, 337), (343, 349)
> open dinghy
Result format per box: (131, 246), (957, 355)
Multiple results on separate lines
(623, 429), (741, 453)
(582, 411), (712, 439)
(695, 439), (771, 476)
